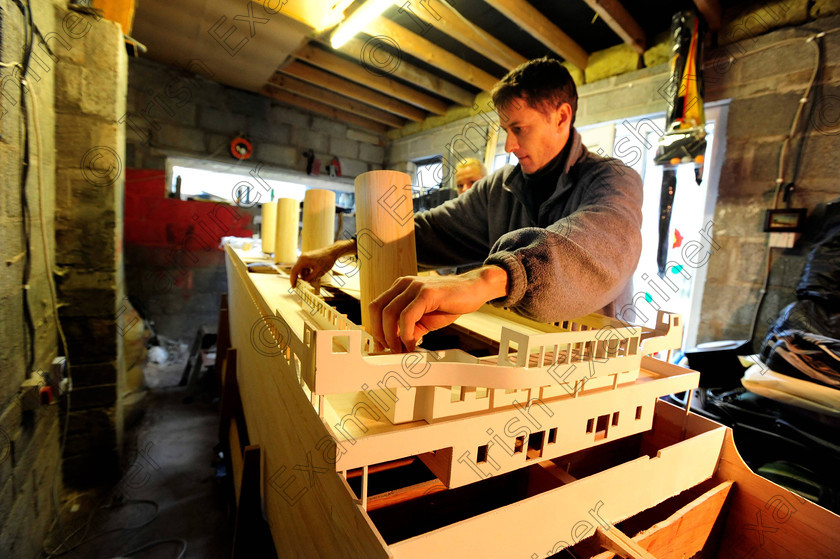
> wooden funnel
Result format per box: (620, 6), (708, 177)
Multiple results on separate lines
(354, 170), (417, 331)
(260, 201), (277, 254)
(274, 197), (299, 265)
(301, 189), (336, 253)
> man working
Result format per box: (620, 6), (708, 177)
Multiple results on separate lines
(291, 57), (643, 354)
(454, 158), (487, 195)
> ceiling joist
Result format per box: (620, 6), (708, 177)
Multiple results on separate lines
(365, 16), (500, 92)
(294, 44), (449, 115)
(401, 0), (527, 70)
(261, 87), (388, 134)
(337, 37), (476, 106)
(267, 73), (406, 128)
(583, 0), (646, 54)
(485, 0), (589, 70)
(279, 60), (428, 122)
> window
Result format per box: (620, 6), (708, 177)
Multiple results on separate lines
(527, 431), (545, 460)
(492, 152), (518, 172)
(595, 414), (610, 441)
(578, 102), (729, 350)
(414, 156), (444, 193)
(165, 156), (355, 209)
(171, 165), (307, 203)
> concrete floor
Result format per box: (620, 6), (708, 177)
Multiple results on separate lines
(48, 353), (231, 559)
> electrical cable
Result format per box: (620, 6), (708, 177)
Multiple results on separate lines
(745, 32), (824, 343)
(25, 63), (71, 377)
(25, 72), (76, 554)
(9, 0), (36, 376)
(43, 497), (160, 558)
(110, 538), (188, 559)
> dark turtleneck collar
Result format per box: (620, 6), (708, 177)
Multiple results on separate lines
(521, 139), (572, 225)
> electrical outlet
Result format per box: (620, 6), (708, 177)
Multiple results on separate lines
(768, 232), (797, 248)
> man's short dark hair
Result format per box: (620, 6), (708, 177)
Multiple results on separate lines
(491, 57), (578, 126)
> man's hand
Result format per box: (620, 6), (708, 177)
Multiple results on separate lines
(290, 239), (356, 287)
(369, 265), (509, 353)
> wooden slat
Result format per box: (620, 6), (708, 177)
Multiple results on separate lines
(260, 87), (389, 134)
(485, 0), (589, 70)
(595, 525), (658, 559)
(366, 479), (447, 511)
(338, 37), (475, 106)
(538, 460), (577, 485)
(583, 0), (646, 54)
(230, 418), (243, 503)
(400, 0), (526, 70)
(590, 481), (733, 559)
(295, 44), (449, 115)
(693, 0), (721, 31)
(280, 60), (427, 122)
(365, 17), (500, 92)
(267, 73), (405, 128)
(634, 481), (732, 558)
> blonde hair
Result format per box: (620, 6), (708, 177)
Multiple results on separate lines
(455, 158), (486, 175)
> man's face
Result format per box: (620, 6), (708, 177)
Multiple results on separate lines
(455, 164), (483, 195)
(499, 97), (572, 175)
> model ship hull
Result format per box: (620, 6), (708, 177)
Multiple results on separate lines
(224, 247), (840, 558)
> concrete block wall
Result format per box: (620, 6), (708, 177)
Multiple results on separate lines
(0, 1), (62, 556)
(124, 169), (253, 341)
(52, 6), (128, 488)
(386, 10), (840, 350)
(698, 13), (840, 348)
(125, 57), (387, 176)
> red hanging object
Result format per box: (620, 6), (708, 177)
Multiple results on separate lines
(230, 137), (253, 160)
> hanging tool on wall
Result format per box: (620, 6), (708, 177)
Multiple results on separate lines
(303, 149), (321, 175)
(325, 157), (342, 178)
(654, 9), (707, 277)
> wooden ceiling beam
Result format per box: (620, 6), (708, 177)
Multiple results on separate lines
(338, 37), (475, 106)
(485, 0), (589, 70)
(693, 0), (721, 31)
(399, 1), (526, 70)
(279, 60), (427, 122)
(294, 44), (448, 115)
(267, 74), (406, 128)
(583, 0), (646, 54)
(365, 17), (500, 92)
(260, 87), (389, 134)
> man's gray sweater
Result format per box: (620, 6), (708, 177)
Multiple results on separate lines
(414, 129), (643, 321)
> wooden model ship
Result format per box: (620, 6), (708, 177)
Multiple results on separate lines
(220, 171), (840, 558)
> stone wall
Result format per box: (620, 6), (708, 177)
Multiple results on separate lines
(1, 0), (60, 555)
(387, 10), (840, 350)
(53, 6), (128, 487)
(125, 57), (387, 176)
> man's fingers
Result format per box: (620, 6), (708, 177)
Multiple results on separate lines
(381, 286), (419, 353)
(370, 277), (418, 353)
(368, 280), (405, 350)
(398, 289), (432, 352)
